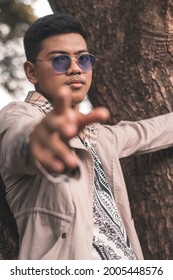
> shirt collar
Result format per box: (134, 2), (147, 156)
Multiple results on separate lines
(25, 91), (52, 114)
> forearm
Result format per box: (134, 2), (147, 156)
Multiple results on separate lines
(0, 120), (38, 176)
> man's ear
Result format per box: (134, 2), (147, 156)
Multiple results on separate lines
(24, 61), (38, 84)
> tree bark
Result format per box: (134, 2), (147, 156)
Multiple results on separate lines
(49, 0), (173, 259)
(0, 177), (18, 259)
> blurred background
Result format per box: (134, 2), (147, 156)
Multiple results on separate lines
(0, 0), (52, 109)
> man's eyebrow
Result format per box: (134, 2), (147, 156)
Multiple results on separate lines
(47, 49), (89, 55)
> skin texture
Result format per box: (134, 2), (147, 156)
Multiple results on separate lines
(24, 33), (109, 173)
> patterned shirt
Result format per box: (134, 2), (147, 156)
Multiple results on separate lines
(81, 128), (137, 260)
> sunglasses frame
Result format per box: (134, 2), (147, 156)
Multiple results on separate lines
(31, 53), (96, 74)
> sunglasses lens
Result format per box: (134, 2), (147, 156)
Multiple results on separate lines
(52, 55), (71, 73)
(78, 54), (96, 72)
(51, 54), (96, 73)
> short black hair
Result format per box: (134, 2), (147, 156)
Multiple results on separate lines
(24, 13), (88, 61)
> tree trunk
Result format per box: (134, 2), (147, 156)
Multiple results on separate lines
(49, 0), (173, 259)
(0, 177), (18, 259)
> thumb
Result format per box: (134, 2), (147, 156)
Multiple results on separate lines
(78, 107), (110, 131)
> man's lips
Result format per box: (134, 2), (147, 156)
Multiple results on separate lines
(65, 77), (86, 86)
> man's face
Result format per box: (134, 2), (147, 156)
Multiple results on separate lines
(27, 33), (93, 106)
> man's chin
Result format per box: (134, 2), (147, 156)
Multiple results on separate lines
(71, 93), (86, 107)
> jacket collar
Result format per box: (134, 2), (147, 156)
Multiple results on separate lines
(25, 91), (52, 114)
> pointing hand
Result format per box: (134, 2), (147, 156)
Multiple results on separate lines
(29, 89), (109, 174)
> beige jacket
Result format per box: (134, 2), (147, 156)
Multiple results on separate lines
(0, 95), (173, 260)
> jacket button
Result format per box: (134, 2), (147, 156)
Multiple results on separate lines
(61, 232), (67, 239)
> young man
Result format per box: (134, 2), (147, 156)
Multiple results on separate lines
(0, 13), (173, 260)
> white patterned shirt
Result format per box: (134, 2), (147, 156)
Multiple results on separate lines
(81, 128), (137, 260)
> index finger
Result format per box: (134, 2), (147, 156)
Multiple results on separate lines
(52, 88), (72, 115)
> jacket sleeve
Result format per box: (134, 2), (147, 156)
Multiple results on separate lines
(0, 101), (43, 176)
(0, 101), (80, 182)
(112, 112), (173, 158)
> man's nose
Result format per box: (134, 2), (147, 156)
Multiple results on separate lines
(66, 57), (82, 75)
